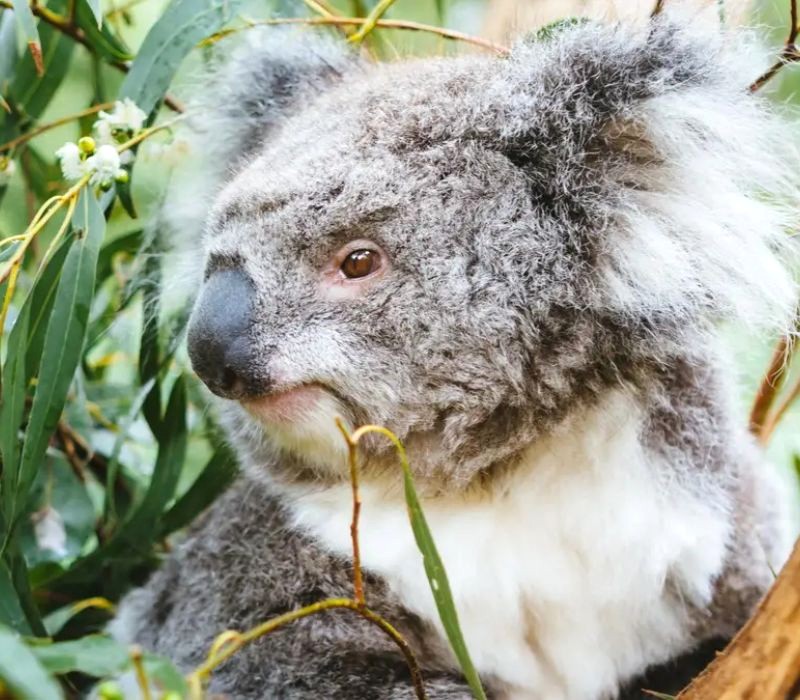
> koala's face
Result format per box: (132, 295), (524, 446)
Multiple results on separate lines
(185, 25), (795, 486)
(189, 79), (546, 482)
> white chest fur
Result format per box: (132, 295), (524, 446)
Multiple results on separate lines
(285, 392), (731, 700)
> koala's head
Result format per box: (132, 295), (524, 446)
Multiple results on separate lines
(183, 20), (795, 488)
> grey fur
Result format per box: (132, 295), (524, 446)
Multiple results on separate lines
(115, 16), (797, 699)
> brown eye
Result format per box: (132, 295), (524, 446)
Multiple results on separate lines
(341, 249), (379, 279)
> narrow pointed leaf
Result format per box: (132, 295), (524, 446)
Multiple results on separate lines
(381, 434), (487, 700)
(159, 443), (238, 536)
(74, 0), (132, 61)
(13, 191), (104, 526)
(0, 624), (62, 700)
(121, 0), (242, 115)
(32, 635), (130, 677)
(10, 0), (42, 76)
(84, 0), (103, 28)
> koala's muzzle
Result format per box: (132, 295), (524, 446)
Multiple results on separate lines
(187, 268), (262, 400)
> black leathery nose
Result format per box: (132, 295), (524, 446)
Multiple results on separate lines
(187, 268), (260, 399)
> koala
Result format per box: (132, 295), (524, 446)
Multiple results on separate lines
(111, 13), (798, 700)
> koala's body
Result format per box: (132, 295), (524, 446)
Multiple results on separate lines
(112, 13), (798, 700)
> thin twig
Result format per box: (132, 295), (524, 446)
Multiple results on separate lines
(130, 645), (152, 700)
(202, 16), (509, 55)
(0, 114), (183, 287)
(337, 419), (365, 606)
(0, 102), (115, 154)
(348, 0), (397, 43)
(756, 370), (800, 445)
(187, 598), (427, 700)
(749, 334), (794, 437)
(749, 0), (799, 92)
(0, 0), (183, 112)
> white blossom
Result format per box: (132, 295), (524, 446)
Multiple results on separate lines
(94, 117), (114, 146)
(97, 98), (147, 138)
(31, 505), (68, 557)
(56, 141), (87, 181)
(85, 144), (124, 186)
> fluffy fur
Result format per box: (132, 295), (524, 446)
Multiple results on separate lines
(114, 15), (797, 700)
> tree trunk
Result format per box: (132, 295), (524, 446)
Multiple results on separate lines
(678, 537), (800, 700)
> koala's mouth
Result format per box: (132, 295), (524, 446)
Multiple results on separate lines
(240, 383), (338, 426)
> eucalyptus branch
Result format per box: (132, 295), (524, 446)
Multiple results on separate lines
(0, 0), (184, 112)
(749, 0), (799, 92)
(749, 333), (794, 439)
(0, 102), (114, 154)
(337, 419), (365, 606)
(202, 16), (509, 55)
(184, 420), (428, 700)
(186, 598), (427, 700)
(0, 114), (184, 289)
(348, 0), (397, 44)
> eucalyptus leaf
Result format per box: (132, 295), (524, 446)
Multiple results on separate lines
(10, 0), (42, 76)
(10, 0), (74, 120)
(0, 624), (62, 700)
(120, 0), (242, 115)
(13, 191), (104, 528)
(32, 634), (130, 677)
(159, 442), (238, 536)
(75, 0), (133, 61)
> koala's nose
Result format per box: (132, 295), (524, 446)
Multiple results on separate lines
(187, 268), (263, 400)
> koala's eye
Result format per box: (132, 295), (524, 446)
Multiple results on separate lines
(341, 249), (379, 279)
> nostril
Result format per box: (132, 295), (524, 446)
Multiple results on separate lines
(220, 366), (238, 391)
(219, 365), (247, 397)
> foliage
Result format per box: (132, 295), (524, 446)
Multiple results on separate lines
(0, 0), (798, 698)
(0, 0), (499, 697)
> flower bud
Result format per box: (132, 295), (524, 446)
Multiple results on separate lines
(97, 680), (124, 700)
(114, 168), (129, 184)
(78, 136), (96, 155)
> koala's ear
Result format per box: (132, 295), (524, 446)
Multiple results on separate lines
(192, 28), (359, 165)
(490, 18), (797, 329)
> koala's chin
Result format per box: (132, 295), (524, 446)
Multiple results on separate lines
(222, 387), (353, 479)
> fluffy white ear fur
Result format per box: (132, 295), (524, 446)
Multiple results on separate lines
(603, 82), (798, 332)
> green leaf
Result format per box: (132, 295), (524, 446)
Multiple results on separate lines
(434, 0), (444, 25)
(74, 0), (132, 61)
(43, 598), (114, 636)
(19, 455), (96, 566)
(96, 229), (143, 284)
(117, 376), (188, 542)
(0, 557), (29, 633)
(10, 0), (74, 119)
(159, 442), (238, 536)
(143, 654), (188, 695)
(103, 376), (156, 519)
(0, 624), (62, 700)
(120, 0), (242, 115)
(10, 0), (42, 76)
(84, 0), (103, 28)
(0, 298), (30, 527)
(0, 11), (18, 97)
(61, 377), (187, 586)
(4, 542), (45, 635)
(375, 431), (487, 700)
(32, 634), (129, 677)
(13, 191), (104, 527)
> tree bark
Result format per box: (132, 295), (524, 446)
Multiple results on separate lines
(678, 537), (800, 700)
